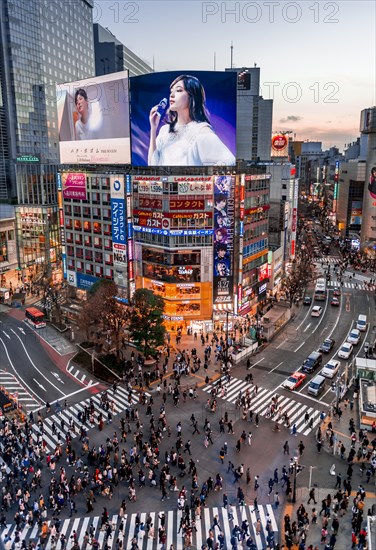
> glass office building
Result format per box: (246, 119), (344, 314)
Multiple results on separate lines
(0, 0), (95, 279)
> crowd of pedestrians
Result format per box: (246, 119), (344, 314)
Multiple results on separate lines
(1, 326), (375, 550)
(0, 352), (270, 550)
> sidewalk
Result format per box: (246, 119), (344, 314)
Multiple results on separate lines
(281, 386), (376, 549)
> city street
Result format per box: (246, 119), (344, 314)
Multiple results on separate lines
(0, 261), (375, 549)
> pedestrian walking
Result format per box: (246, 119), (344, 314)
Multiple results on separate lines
(298, 440), (305, 455)
(219, 448), (225, 464)
(321, 527), (328, 544)
(246, 467), (251, 485)
(308, 487), (317, 504)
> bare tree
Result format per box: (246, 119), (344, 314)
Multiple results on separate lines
(282, 255), (315, 307)
(79, 280), (129, 359)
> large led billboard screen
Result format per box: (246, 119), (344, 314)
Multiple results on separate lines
(57, 71), (130, 164)
(130, 71), (237, 167)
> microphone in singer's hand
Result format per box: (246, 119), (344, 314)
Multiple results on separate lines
(156, 98), (168, 118)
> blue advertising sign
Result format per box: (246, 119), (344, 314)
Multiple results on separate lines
(76, 273), (99, 290)
(110, 177), (127, 265)
(62, 253), (67, 278)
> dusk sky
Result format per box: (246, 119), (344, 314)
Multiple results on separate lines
(95, 0), (375, 151)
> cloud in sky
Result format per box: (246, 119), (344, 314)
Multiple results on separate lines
(279, 115), (302, 123)
(294, 125), (359, 149)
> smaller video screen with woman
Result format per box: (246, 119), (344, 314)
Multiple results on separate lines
(56, 72), (130, 165)
(130, 71), (237, 167)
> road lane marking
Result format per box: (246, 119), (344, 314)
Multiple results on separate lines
(0, 338), (44, 403)
(294, 341), (305, 352)
(269, 361), (284, 373)
(303, 323), (312, 333)
(32, 378), (46, 391)
(10, 329), (65, 396)
(31, 382), (100, 413)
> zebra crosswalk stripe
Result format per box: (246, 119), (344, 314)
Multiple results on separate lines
(1, 506), (278, 549)
(0, 370), (40, 412)
(31, 385), (149, 454)
(327, 280), (371, 290)
(203, 376), (322, 435)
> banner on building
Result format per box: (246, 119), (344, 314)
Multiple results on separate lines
(213, 175), (235, 306)
(110, 176), (127, 267)
(62, 173), (87, 200)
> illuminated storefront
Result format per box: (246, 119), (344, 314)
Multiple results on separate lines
(237, 173), (270, 316)
(15, 205), (60, 278)
(133, 175), (214, 329)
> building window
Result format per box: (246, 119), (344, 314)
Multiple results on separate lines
(105, 253), (113, 265)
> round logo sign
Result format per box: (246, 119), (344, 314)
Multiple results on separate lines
(272, 134), (288, 151)
(113, 179), (121, 192)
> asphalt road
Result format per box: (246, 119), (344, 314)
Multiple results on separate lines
(0, 312), (97, 412)
(252, 266), (374, 410)
(0, 258), (374, 548)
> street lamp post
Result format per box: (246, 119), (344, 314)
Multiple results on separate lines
(309, 466), (317, 490)
(292, 457), (298, 504)
(224, 310), (229, 367)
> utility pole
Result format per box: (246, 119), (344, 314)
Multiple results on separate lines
(230, 42), (233, 69)
(309, 466), (317, 490)
(292, 459), (298, 503)
(225, 310), (229, 366)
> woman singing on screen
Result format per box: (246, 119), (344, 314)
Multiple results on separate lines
(148, 75), (235, 166)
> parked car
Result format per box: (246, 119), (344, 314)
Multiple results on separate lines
(303, 296), (312, 305)
(311, 306), (323, 317)
(347, 328), (361, 345)
(319, 338), (335, 353)
(283, 371), (306, 391)
(338, 342), (353, 359)
(321, 360), (340, 378)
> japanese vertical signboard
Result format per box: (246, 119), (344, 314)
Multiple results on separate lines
(57, 173), (67, 279)
(291, 179), (299, 259)
(110, 176), (127, 288)
(213, 175), (235, 308)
